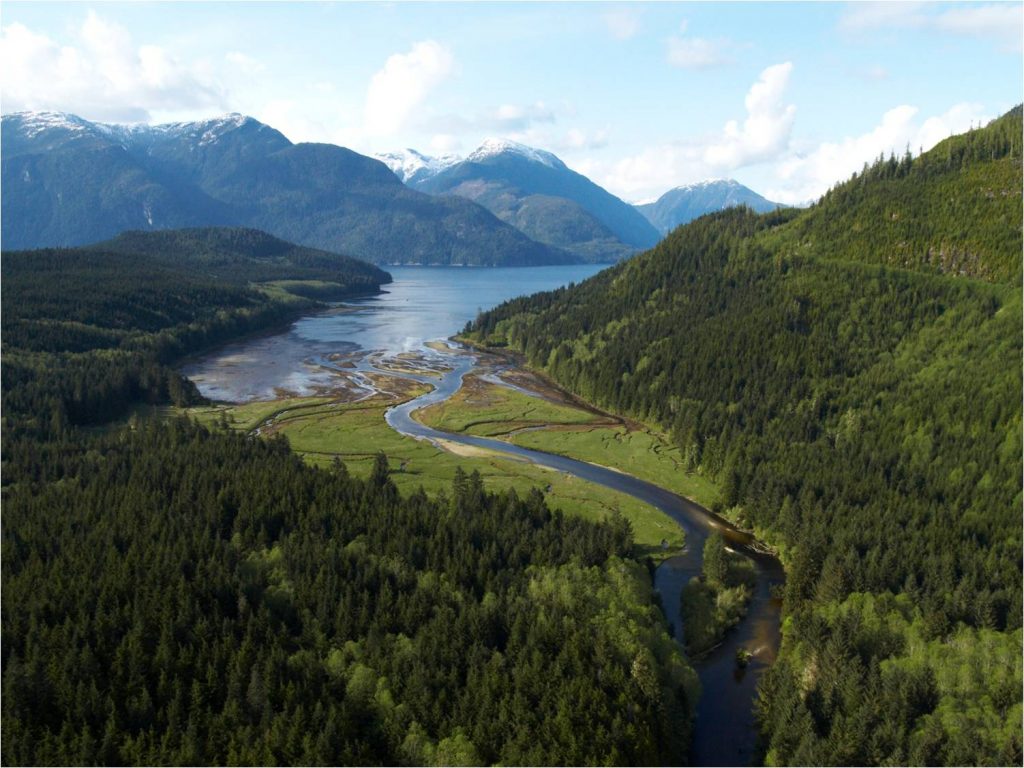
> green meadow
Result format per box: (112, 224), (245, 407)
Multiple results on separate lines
(187, 391), (686, 560)
(416, 377), (721, 510)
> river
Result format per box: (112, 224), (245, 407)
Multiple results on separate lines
(183, 265), (785, 766)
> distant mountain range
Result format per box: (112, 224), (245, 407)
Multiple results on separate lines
(4, 110), (789, 267)
(635, 179), (783, 235)
(1, 112), (574, 267)
(379, 140), (660, 263)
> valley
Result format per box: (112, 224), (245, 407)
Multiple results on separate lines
(180, 288), (785, 765)
(1, 43), (1019, 762)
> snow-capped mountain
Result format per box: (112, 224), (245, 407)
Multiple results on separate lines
(375, 148), (461, 185)
(4, 110), (275, 149)
(465, 138), (565, 170)
(1, 111), (575, 266)
(6, 110), (96, 139)
(394, 138), (660, 262)
(1, 111), (119, 155)
(635, 179), (783, 235)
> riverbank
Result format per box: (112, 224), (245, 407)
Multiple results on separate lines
(183, 356), (684, 560)
(414, 367), (722, 512)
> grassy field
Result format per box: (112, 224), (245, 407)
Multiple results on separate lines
(418, 378), (599, 436)
(185, 391), (685, 560)
(416, 377), (721, 510)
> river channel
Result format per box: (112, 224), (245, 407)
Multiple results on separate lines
(183, 265), (785, 766)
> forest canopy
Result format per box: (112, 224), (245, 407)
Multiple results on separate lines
(1, 228), (695, 765)
(466, 108), (1024, 765)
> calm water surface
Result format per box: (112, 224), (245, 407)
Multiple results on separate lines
(183, 265), (606, 401)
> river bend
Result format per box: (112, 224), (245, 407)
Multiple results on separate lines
(376, 345), (785, 766)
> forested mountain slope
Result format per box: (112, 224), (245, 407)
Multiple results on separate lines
(2, 234), (695, 764)
(90, 227), (391, 293)
(769, 105), (1022, 283)
(1, 112), (573, 266)
(466, 109), (1023, 765)
(412, 139), (660, 262)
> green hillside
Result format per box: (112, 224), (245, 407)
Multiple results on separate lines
(466, 109), (1023, 764)
(770, 106), (1022, 282)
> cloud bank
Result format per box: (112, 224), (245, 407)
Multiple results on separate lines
(599, 62), (796, 200)
(590, 62), (991, 205)
(840, 2), (1022, 51)
(0, 12), (224, 122)
(364, 40), (454, 137)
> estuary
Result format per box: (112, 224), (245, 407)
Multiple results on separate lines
(183, 264), (784, 766)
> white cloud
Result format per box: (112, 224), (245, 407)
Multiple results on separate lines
(430, 133), (462, 153)
(255, 99), (331, 144)
(419, 100), (560, 142)
(667, 37), (729, 69)
(595, 93), (993, 204)
(934, 4), (1023, 49)
(667, 20), (731, 69)
(603, 8), (642, 40)
(914, 102), (990, 153)
(0, 13), (224, 122)
(592, 64), (990, 205)
(841, 2), (1022, 51)
(364, 40), (454, 137)
(598, 62), (796, 200)
(486, 101), (555, 131)
(704, 62), (796, 167)
(562, 127), (609, 151)
(767, 101), (990, 204)
(511, 126), (610, 155)
(226, 51), (265, 75)
(840, 2), (928, 31)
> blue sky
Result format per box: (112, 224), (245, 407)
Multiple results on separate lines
(2, 2), (1021, 203)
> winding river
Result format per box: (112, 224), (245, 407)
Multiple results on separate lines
(184, 266), (785, 766)
(381, 346), (786, 767)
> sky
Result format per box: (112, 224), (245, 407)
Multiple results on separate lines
(1, 2), (1021, 204)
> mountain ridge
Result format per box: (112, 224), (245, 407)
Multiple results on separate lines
(87, 226), (392, 293)
(2, 111), (575, 267)
(635, 178), (783, 235)
(390, 138), (660, 262)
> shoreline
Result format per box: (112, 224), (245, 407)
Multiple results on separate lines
(454, 336), (780, 556)
(174, 283), (387, 373)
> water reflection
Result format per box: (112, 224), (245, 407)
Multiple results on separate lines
(184, 265), (606, 402)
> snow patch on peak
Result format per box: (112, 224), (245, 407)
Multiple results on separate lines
(376, 148), (461, 182)
(672, 178), (738, 192)
(6, 111), (288, 156)
(631, 194), (660, 206)
(468, 138), (565, 169)
(153, 113), (258, 145)
(104, 113), (261, 144)
(5, 111), (95, 138)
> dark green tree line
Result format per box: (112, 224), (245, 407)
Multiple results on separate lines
(467, 108), (1023, 764)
